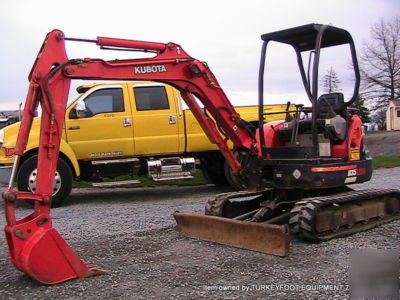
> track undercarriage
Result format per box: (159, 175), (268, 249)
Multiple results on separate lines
(174, 188), (400, 256)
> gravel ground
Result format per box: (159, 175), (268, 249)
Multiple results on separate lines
(0, 167), (399, 300)
(364, 131), (400, 156)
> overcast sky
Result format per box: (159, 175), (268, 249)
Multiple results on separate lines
(0, 0), (399, 110)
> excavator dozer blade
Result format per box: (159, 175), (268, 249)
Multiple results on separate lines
(5, 213), (106, 285)
(173, 212), (289, 257)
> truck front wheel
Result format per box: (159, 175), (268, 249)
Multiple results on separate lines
(17, 155), (73, 208)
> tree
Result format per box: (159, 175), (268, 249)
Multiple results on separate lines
(370, 108), (386, 130)
(350, 95), (371, 124)
(322, 67), (341, 93)
(360, 17), (400, 111)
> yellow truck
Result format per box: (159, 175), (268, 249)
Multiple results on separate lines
(0, 82), (290, 206)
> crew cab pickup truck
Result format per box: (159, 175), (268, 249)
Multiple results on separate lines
(0, 82), (290, 206)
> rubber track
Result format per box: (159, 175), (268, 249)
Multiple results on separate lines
(289, 189), (400, 242)
(205, 191), (265, 216)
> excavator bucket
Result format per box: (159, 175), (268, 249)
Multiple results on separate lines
(4, 192), (106, 284)
(173, 212), (289, 256)
(5, 225), (105, 284)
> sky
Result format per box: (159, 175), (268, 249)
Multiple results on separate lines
(0, 0), (399, 110)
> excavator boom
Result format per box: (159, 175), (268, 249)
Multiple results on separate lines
(2, 29), (285, 284)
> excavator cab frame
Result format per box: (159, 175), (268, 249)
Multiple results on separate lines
(258, 24), (360, 159)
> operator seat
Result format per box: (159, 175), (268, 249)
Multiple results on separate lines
(317, 93), (344, 118)
(317, 93), (347, 142)
(277, 92), (347, 144)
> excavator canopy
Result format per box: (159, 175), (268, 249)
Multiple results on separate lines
(261, 23), (354, 51)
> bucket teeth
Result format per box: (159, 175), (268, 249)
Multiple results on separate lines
(83, 262), (108, 277)
(5, 222), (107, 284)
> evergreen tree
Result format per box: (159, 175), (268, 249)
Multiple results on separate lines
(350, 95), (371, 124)
(322, 67), (341, 93)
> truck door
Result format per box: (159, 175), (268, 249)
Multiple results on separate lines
(65, 84), (135, 159)
(129, 84), (182, 155)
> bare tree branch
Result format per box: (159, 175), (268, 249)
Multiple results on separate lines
(360, 17), (400, 110)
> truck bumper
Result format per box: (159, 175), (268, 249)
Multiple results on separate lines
(0, 166), (12, 185)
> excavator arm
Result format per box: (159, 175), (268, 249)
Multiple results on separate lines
(2, 30), (261, 284)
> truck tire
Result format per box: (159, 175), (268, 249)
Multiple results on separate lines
(17, 155), (73, 208)
(201, 155), (229, 186)
(202, 167), (228, 186)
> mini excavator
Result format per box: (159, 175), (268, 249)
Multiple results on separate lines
(3, 24), (400, 284)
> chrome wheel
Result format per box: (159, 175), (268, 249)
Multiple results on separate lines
(28, 168), (62, 195)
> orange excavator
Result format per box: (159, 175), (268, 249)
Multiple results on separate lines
(3, 24), (400, 284)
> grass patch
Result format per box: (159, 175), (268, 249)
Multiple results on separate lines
(73, 169), (208, 189)
(373, 156), (400, 169)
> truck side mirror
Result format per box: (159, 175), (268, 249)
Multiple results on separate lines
(69, 107), (78, 119)
(70, 100), (91, 118)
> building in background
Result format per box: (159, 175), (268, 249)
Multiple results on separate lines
(386, 100), (400, 131)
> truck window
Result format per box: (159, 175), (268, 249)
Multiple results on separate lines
(84, 88), (124, 115)
(134, 86), (170, 111)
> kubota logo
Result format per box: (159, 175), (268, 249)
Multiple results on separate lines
(134, 65), (167, 74)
